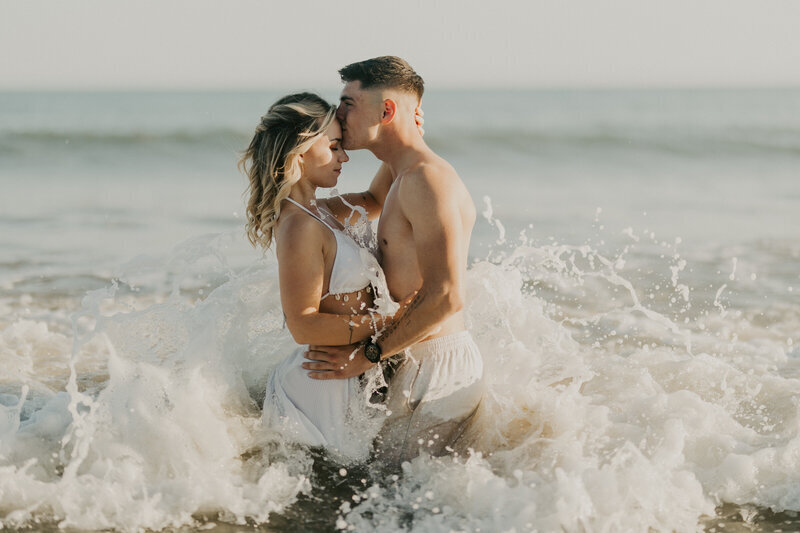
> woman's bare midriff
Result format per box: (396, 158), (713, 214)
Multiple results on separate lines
(319, 288), (376, 317)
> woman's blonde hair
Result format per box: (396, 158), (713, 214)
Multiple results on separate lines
(239, 93), (336, 249)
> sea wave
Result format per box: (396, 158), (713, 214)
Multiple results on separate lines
(1, 229), (799, 531)
(0, 127), (249, 156)
(3, 124), (799, 159)
(428, 125), (800, 158)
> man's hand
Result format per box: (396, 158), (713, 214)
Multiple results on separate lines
(303, 343), (375, 380)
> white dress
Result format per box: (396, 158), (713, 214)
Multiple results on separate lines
(262, 199), (397, 460)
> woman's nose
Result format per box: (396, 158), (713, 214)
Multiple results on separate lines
(340, 150), (349, 163)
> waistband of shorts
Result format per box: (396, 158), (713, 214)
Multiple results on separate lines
(405, 330), (474, 357)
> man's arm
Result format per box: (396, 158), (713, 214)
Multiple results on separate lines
(319, 162), (393, 223)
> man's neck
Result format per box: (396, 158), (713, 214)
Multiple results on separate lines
(369, 125), (431, 178)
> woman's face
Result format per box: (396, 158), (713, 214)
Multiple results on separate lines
(300, 120), (349, 188)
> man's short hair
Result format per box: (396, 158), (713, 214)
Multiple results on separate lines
(339, 56), (424, 101)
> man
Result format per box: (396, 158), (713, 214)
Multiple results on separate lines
(302, 56), (484, 463)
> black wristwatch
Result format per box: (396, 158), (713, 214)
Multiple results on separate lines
(363, 340), (382, 363)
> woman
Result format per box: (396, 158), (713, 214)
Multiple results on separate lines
(239, 93), (397, 459)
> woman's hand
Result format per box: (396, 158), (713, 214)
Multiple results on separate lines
(415, 105), (425, 136)
(303, 343), (374, 379)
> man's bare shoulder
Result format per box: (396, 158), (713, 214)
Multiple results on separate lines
(400, 154), (462, 197)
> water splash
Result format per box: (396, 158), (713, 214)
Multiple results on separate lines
(1, 217), (799, 531)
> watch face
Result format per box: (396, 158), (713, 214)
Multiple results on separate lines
(364, 342), (381, 363)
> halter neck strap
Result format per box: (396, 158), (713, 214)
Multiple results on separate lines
(284, 197), (335, 232)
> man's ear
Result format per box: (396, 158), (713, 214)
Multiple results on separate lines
(380, 99), (397, 124)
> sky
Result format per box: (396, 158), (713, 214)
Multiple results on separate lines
(2, 0), (800, 90)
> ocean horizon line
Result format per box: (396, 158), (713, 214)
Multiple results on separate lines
(3, 85), (800, 94)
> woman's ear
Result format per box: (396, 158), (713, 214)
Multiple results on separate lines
(381, 99), (397, 124)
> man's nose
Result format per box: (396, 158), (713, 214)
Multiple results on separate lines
(336, 107), (346, 121)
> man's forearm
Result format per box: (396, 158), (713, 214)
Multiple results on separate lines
(325, 192), (380, 223)
(376, 284), (462, 357)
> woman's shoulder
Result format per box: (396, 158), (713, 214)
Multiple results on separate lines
(274, 206), (328, 249)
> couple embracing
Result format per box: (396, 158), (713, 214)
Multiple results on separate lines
(240, 56), (484, 464)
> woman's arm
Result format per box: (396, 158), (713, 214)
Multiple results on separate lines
(275, 214), (386, 346)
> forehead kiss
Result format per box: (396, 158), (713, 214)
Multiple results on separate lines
(326, 120), (343, 142)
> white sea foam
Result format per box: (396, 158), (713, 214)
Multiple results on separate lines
(1, 228), (799, 531)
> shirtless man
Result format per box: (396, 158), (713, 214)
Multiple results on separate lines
(302, 56), (484, 463)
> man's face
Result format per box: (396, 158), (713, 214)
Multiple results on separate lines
(337, 81), (382, 150)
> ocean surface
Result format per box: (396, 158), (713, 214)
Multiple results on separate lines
(1, 89), (799, 532)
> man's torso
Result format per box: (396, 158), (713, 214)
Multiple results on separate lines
(376, 157), (476, 340)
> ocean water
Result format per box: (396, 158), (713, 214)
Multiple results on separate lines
(1, 89), (799, 532)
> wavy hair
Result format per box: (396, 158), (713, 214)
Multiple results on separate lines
(239, 93), (336, 249)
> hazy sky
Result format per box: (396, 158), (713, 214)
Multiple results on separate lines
(2, 0), (800, 90)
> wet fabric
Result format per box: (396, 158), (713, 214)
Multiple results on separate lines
(376, 330), (485, 464)
(262, 345), (360, 453)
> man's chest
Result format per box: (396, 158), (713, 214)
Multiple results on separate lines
(377, 184), (416, 268)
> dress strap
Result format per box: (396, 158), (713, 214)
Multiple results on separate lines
(284, 197), (336, 232)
